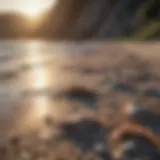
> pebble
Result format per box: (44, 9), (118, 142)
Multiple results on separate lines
(123, 102), (155, 120)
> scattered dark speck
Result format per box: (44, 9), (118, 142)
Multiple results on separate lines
(113, 83), (136, 93)
(44, 116), (55, 127)
(9, 136), (21, 147)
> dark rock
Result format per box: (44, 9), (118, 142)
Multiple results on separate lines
(113, 138), (160, 160)
(57, 87), (98, 109)
(144, 89), (160, 98)
(123, 103), (160, 132)
(60, 119), (110, 159)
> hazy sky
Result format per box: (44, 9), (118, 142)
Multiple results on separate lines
(0, 0), (56, 12)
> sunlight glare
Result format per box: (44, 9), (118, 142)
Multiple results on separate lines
(17, 0), (57, 18)
(22, 7), (42, 17)
(32, 96), (51, 118)
(34, 67), (48, 89)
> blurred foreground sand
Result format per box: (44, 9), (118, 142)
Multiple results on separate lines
(0, 42), (160, 160)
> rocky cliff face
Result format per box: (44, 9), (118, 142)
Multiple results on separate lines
(0, 0), (159, 40)
(39, 0), (159, 40)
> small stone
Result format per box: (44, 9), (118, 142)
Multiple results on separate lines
(123, 102), (138, 116)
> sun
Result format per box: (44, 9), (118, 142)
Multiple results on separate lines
(21, 6), (44, 18)
(15, 0), (58, 18)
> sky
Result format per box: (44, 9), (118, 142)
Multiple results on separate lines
(0, 0), (56, 13)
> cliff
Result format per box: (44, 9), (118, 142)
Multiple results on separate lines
(0, 0), (159, 40)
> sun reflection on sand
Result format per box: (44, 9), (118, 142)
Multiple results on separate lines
(17, 42), (70, 132)
(31, 95), (52, 118)
(19, 42), (54, 127)
(11, 95), (52, 134)
(33, 67), (49, 89)
(20, 42), (53, 90)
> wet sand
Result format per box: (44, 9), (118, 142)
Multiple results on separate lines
(0, 42), (160, 160)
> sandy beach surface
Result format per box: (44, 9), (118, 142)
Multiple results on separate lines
(0, 42), (160, 160)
